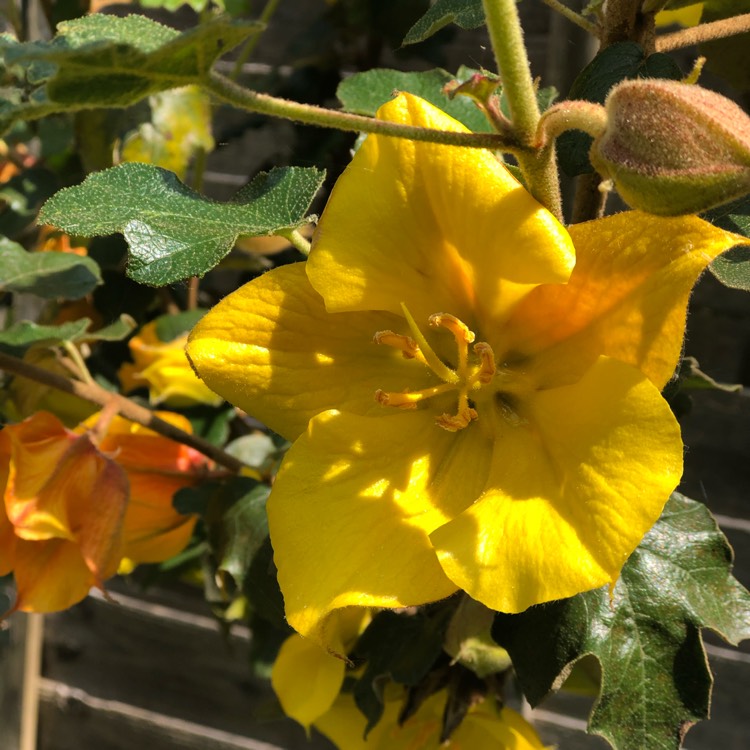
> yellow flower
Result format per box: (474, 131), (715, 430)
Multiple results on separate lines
(315, 690), (548, 750)
(0, 411), (128, 613)
(187, 94), (745, 649)
(272, 608), (370, 729)
(120, 320), (223, 407)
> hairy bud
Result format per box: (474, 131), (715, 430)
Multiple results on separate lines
(589, 79), (750, 215)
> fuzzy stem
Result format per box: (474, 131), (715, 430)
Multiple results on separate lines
(282, 228), (312, 256)
(230, 0), (283, 80)
(537, 100), (608, 146)
(205, 70), (524, 152)
(482, 0), (563, 218)
(0, 351), (246, 473)
(540, 0), (599, 36)
(656, 13), (750, 53)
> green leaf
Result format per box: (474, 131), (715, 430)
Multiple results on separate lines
(492, 493), (750, 750)
(153, 309), (208, 343)
(219, 479), (271, 589)
(0, 238), (101, 299)
(338, 68), (494, 133)
(86, 314), (137, 341)
(0, 15), (260, 128)
(557, 43), (683, 177)
(402, 0), (484, 46)
(173, 481), (218, 516)
(39, 163), (325, 286)
(703, 196), (750, 290)
(0, 167), (60, 237)
(352, 609), (450, 733)
(0, 319), (91, 355)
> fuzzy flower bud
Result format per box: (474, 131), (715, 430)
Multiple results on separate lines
(589, 79), (750, 215)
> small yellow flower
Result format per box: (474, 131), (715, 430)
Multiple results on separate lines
(187, 94), (746, 650)
(272, 608), (370, 729)
(315, 689), (548, 750)
(120, 320), (223, 407)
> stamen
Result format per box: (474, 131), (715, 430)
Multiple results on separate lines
(375, 382), (455, 409)
(473, 342), (496, 384)
(400, 304), (459, 384)
(428, 313), (475, 344)
(373, 330), (422, 360)
(374, 307), (500, 433)
(429, 313), (475, 376)
(435, 407), (478, 432)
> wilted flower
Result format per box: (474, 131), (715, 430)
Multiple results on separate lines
(120, 320), (223, 407)
(0, 411), (128, 612)
(77, 411), (210, 564)
(187, 94), (745, 649)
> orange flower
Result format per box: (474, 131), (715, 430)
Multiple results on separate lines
(35, 225), (88, 256)
(0, 412), (128, 613)
(78, 412), (210, 564)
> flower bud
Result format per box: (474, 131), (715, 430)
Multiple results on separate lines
(589, 79), (750, 215)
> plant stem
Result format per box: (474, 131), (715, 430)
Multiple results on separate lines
(482, 0), (563, 219)
(283, 228), (312, 256)
(231, 0), (283, 80)
(0, 351), (246, 473)
(656, 13), (750, 52)
(205, 71), (524, 153)
(61, 341), (95, 386)
(539, 0), (599, 36)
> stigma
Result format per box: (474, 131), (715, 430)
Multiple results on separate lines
(373, 306), (496, 432)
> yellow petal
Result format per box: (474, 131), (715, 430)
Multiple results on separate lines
(307, 93), (574, 331)
(503, 212), (747, 389)
(267, 408), (497, 648)
(432, 356), (682, 612)
(187, 264), (432, 441)
(271, 633), (346, 729)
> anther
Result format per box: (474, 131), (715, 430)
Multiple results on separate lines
(428, 313), (475, 344)
(374, 330), (420, 359)
(473, 342), (496, 384)
(375, 389), (418, 409)
(435, 407), (478, 432)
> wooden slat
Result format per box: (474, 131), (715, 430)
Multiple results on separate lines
(37, 678), (321, 750)
(41, 589), (330, 750)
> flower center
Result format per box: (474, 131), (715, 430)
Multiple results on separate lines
(373, 305), (496, 432)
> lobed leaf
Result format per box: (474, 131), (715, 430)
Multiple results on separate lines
(402, 0), (484, 46)
(39, 163), (325, 286)
(492, 493), (750, 750)
(0, 15), (260, 129)
(0, 238), (101, 299)
(0, 319), (91, 355)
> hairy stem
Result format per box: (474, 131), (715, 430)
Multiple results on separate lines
(205, 71), (524, 152)
(0, 351), (246, 473)
(656, 13), (750, 53)
(482, 0), (563, 218)
(540, 0), (599, 36)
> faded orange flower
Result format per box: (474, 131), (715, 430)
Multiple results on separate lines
(0, 411), (128, 612)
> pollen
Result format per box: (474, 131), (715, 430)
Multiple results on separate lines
(374, 306), (496, 432)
